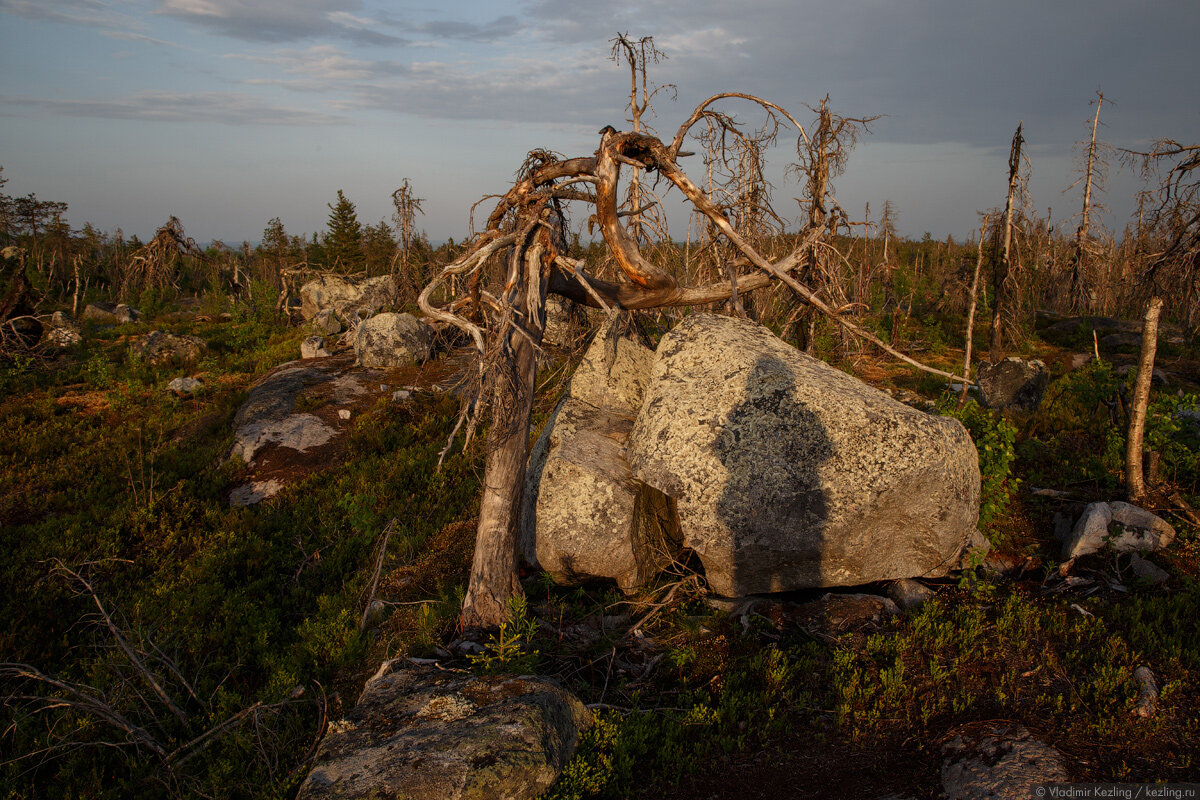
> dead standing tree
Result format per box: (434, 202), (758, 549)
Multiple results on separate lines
(610, 34), (675, 245)
(1066, 90), (1112, 313)
(421, 95), (970, 630)
(990, 122), (1024, 362)
(1126, 139), (1200, 327)
(787, 97), (877, 352)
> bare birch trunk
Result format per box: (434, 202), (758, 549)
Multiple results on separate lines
(959, 216), (989, 409)
(1126, 296), (1163, 503)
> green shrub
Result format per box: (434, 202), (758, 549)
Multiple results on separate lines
(940, 399), (1018, 535)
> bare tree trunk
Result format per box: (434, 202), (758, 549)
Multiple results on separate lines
(72, 255), (82, 318)
(460, 326), (538, 630)
(959, 216), (989, 409)
(1069, 92), (1105, 312)
(990, 122), (1023, 362)
(1126, 296), (1163, 503)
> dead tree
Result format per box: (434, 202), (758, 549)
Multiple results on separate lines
(421, 95), (969, 630)
(959, 214), (990, 409)
(786, 96), (877, 351)
(610, 33), (675, 244)
(121, 216), (201, 299)
(1066, 91), (1111, 313)
(990, 122), (1024, 362)
(1125, 140), (1200, 327)
(391, 179), (425, 280)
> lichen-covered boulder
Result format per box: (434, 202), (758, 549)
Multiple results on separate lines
(354, 312), (433, 368)
(298, 661), (592, 800)
(628, 314), (980, 597)
(1059, 501), (1175, 559)
(977, 357), (1048, 410)
(522, 332), (679, 592)
(133, 331), (206, 366)
(42, 313), (82, 347)
(299, 274), (398, 322)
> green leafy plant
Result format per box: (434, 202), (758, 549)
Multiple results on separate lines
(941, 399), (1018, 534)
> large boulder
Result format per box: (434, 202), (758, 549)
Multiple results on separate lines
(354, 312), (433, 368)
(299, 274), (399, 322)
(522, 332), (679, 592)
(298, 660), (592, 800)
(977, 357), (1048, 411)
(132, 331), (206, 366)
(628, 314), (980, 597)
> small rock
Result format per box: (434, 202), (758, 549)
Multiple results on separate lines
(977, 357), (1049, 411)
(1061, 501), (1176, 560)
(887, 578), (935, 610)
(941, 722), (1069, 800)
(133, 331), (206, 366)
(167, 376), (203, 396)
(391, 389), (411, 402)
(311, 308), (345, 335)
(229, 479), (284, 507)
(114, 303), (140, 324)
(301, 335), (331, 359)
(1129, 553), (1169, 585)
(1132, 665), (1158, 718)
(338, 409), (351, 420)
(43, 325), (82, 347)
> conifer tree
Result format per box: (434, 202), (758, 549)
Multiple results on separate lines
(325, 190), (363, 272)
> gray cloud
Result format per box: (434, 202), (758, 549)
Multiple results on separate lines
(3, 90), (344, 125)
(157, 0), (403, 44)
(517, 0), (1200, 152)
(0, 0), (135, 29)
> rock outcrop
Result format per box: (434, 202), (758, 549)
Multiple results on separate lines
(1059, 501), (1176, 559)
(354, 312), (433, 368)
(940, 723), (1069, 800)
(977, 357), (1048, 411)
(298, 661), (592, 800)
(522, 331), (679, 592)
(299, 274), (399, 322)
(627, 314), (980, 597)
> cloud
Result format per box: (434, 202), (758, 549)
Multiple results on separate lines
(156, 0), (403, 44)
(227, 44), (409, 84)
(0, 0), (132, 29)
(2, 90), (344, 125)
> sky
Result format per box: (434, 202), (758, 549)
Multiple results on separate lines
(1, 0), (1197, 246)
